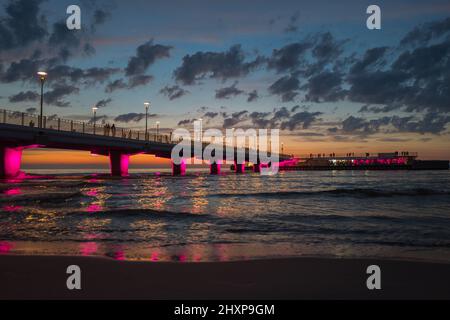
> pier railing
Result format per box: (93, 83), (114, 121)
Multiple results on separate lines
(0, 108), (173, 143)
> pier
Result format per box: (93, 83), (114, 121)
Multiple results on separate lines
(0, 109), (290, 178)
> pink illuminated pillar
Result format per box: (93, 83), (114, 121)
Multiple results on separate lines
(172, 159), (186, 176)
(0, 146), (23, 178)
(109, 151), (129, 176)
(210, 162), (221, 174)
(234, 161), (245, 173)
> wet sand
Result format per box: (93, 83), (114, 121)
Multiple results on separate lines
(0, 255), (449, 299)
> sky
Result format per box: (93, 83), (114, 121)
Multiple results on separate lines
(0, 0), (449, 168)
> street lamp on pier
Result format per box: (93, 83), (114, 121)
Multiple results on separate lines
(144, 102), (150, 140)
(37, 71), (47, 128)
(92, 106), (98, 134)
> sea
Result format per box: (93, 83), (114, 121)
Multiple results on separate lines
(1, 169), (450, 262)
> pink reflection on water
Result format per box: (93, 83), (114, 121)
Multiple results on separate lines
(0, 241), (13, 254)
(114, 250), (125, 260)
(178, 254), (187, 262)
(80, 242), (98, 256)
(151, 252), (159, 261)
(3, 205), (22, 212)
(4, 188), (21, 196)
(194, 254), (202, 262)
(86, 204), (102, 212)
(86, 189), (98, 197)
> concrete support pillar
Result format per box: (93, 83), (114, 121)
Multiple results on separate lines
(253, 162), (261, 173)
(234, 161), (245, 173)
(210, 162), (221, 174)
(172, 159), (186, 176)
(0, 146), (23, 178)
(109, 151), (129, 177)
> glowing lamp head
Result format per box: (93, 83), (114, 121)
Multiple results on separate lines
(92, 106), (98, 113)
(37, 71), (47, 81)
(156, 121), (160, 125)
(144, 102), (150, 109)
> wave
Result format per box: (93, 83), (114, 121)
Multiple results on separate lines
(206, 188), (450, 199)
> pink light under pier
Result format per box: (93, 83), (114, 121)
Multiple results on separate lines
(109, 151), (130, 177)
(172, 158), (186, 176)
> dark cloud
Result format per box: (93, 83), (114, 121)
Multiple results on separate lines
(267, 42), (310, 73)
(0, 0), (47, 51)
(249, 111), (272, 128)
(9, 90), (39, 103)
(26, 107), (37, 113)
(268, 75), (300, 102)
(48, 21), (80, 51)
(247, 90), (259, 102)
(340, 113), (450, 135)
(45, 84), (80, 107)
(177, 119), (195, 126)
(203, 112), (219, 119)
(272, 107), (291, 121)
(280, 111), (322, 130)
(349, 47), (388, 74)
(303, 71), (344, 102)
(174, 45), (264, 85)
(114, 113), (147, 123)
(401, 17), (450, 46)
(312, 32), (345, 63)
(105, 79), (127, 93)
(125, 40), (172, 76)
(95, 98), (112, 108)
(223, 110), (248, 128)
(128, 74), (153, 88)
(1, 58), (40, 83)
(160, 85), (189, 100)
(93, 9), (111, 27)
(215, 82), (244, 99)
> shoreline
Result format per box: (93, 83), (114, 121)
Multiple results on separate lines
(1, 254), (449, 299)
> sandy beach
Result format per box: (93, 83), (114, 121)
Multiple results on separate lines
(0, 255), (449, 300)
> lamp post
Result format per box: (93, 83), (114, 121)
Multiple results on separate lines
(156, 121), (160, 136)
(92, 106), (98, 134)
(198, 118), (203, 143)
(144, 102), (150, 140)
(37, 71), (47, 128)
(281, 142), (284, 154)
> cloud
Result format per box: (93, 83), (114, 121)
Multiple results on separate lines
(247, 90), (258, 102)
(280, 111), (322, 130)
(1, 58), (40, 83)
(128, 74), (153, 88)
(401, 17), (450, 46)
(174, 44), (264, 85)
(9, 90), (39, 103)
(95, 98), (112, 108)
(223, 110), (248, 128)
(339, 113), (450, 135)
(177, 118), (195, 126)
(45, 84), (80, 107)
(203, 112), (219, 119)
(268, 74), (300, 102)
(26, 107), (37, 113)
(215, 82), (244, 99)
(125, 40), (172, 76)
(160, 85), (189, 100)
(0, 0), (47, 52)
(267, 42), (311, 73)
(114, 112), (148, 123)
(105, 79), (127, 93)
(303, 71), (344, 102)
